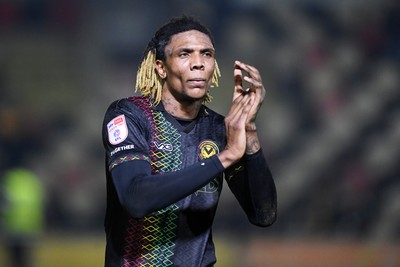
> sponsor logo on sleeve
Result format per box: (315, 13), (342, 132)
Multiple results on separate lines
(107, 115), (128, 145)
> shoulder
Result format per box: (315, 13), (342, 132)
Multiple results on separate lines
(105, 97), (139, 112)
(102, 97), (153, 144)
(104, 96), (150, 118)
(103, 96), (152, 127)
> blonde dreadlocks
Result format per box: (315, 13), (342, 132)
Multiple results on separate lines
(135, 50), (163, 104)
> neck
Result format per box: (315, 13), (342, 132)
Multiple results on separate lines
(162, 96), (202, 119)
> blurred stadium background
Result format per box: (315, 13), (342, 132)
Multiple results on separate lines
(0, 0), (399, 266)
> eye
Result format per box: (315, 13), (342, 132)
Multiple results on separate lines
(179, 51), (190, 58)
(203, 51), (213, 57)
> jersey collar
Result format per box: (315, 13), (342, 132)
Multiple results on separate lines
(154, 100), (209, 118)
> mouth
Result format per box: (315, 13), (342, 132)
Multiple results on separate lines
(187, 78), (207, 87)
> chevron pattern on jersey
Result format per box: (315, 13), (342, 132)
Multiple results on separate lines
(122, 204), (179, 267)
(108, 154), (150, 171)
(141, 205), (179, 266)
(152, 111), (182, 173)
(121, 96), (182, 266)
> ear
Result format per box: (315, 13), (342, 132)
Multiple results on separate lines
(155, 59), (167, 79)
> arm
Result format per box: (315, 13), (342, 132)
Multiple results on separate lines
(225, 150), (277, 227)
(233, 60), (265, 155)
(112, 93), (254, 218)
(225, 60), (277, 226)
(103, 101), (226, 219)
(112, 155), (224, 218)
(106, 95), (252, 218)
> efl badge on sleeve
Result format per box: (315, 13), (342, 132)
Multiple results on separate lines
(107, 115), (128, 145)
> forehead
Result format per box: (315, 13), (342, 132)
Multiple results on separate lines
(167, 30), (214, 50)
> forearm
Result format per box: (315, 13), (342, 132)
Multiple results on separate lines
(226, 149), (277, 226)
(112, 156), (224, 218)
(218, 128), (261, 168)
(245, 130), (261, 155)
(245, 150), (277, 226)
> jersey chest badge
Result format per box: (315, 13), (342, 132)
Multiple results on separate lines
(107, 114), (128, 145)
(198, 140), (219, 160)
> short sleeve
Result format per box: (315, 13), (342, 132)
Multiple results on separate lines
(102, 99), (151, 171)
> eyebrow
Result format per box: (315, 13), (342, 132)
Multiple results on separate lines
(175, 47), (215, 54)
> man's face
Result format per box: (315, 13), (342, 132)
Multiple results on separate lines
(157, 30), (216, 103)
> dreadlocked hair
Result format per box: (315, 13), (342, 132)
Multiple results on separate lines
(204, 60), (221, 103)
(135, 49), (163, 105)
(135, 15), (221, 105)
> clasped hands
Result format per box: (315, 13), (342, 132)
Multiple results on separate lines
(218, 60), (266, 168)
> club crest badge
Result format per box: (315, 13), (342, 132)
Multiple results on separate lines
(107, 115), (128, 145)
(198, 140), (219, 160)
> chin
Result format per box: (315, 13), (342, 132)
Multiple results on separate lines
(181, 93), (206, 103)
(191, 93), (207, 100)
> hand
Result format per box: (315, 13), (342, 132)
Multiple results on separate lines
(217, 93), (255, 168)
(233, 61), (266, 131)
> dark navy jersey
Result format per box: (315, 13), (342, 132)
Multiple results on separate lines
(102, 96), (227, 267)
(102, 96), (277, 267)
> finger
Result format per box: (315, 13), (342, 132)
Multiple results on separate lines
(243, 76), (263, 88)
(242, 93), (254, 113)
(235, 95), (254, 127)
(234, 67), (243, 87)
(234, 60), (261, 81)
(240, 94), (253, 117)
(234, 65), (243, 98)
(234, 95), (252, 122)
(226, 93), (245, 119)
(234, 60), (258, 75)
(226, 93), (250, 122)
(243, 75), (263, 93)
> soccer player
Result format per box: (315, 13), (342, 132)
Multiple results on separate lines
(102, 15), (277, 267)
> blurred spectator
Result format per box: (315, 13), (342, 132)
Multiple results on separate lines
(0, 167), (44, 267)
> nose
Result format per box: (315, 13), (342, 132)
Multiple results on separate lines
(190, 54), (205, 71)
